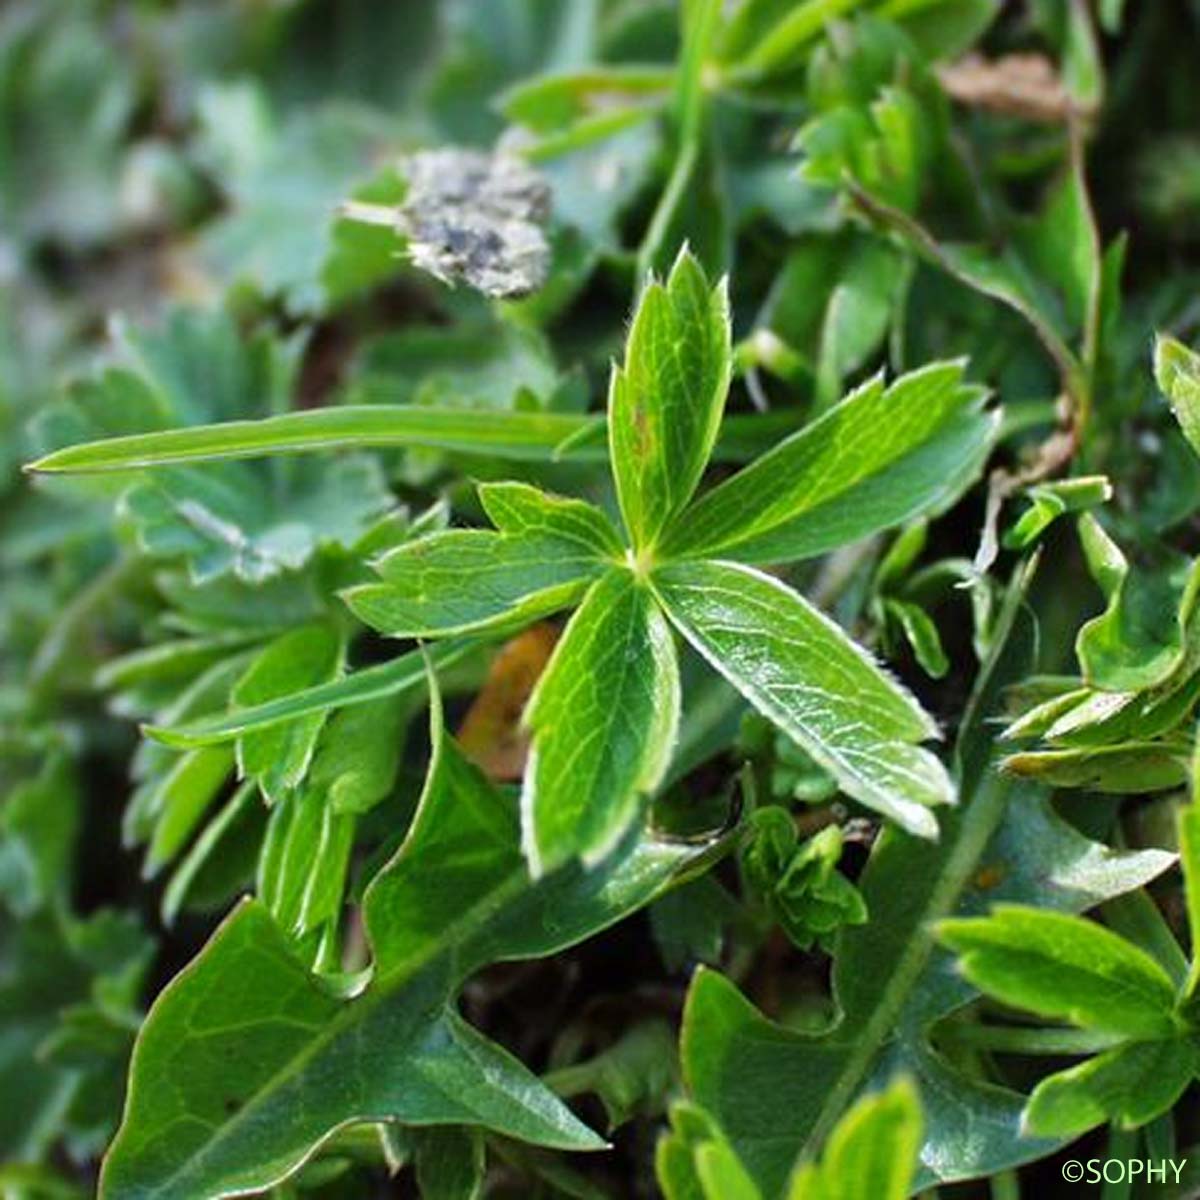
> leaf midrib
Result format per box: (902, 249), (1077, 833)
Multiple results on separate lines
(796, 771), (1012, 1162)
(115, 864), (531, 1200)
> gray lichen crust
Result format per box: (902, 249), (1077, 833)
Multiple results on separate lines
(400, 148), (552, 299)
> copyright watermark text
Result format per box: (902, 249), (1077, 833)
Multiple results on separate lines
(1062, 1158), (1186, 1184)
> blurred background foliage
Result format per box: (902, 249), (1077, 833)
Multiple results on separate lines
(3, 1), (1200, 1196)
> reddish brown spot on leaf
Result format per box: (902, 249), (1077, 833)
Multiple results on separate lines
(458, 623), (559, 780)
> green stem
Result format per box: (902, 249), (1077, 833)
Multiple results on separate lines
(990, 1169), (1021, 1200)
(846, 181), (1087, 434)
(635, 0), (720, 281)
(940, 1023), (1124, 1056)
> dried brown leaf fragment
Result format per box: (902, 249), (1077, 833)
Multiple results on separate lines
(938, 53), (1083, 123)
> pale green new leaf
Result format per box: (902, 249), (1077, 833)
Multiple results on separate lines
(1156, 334), (1200, 461)
(938, 905), (1179, 1039)
(343, 530), (606, 638)
(258, 784), (355, 943)
(787, 1077), (922, 1200)
(1003, 476), (1112, 551)
(609, 247), (731, 551)
(1022, 1039), (1197, 1139)
(721, 0), (860, 79)
(884, 599), (949, 679)
(658, 1102), (762, 1200)
(522, 569), (680, 874)
(100, 689), (709, 1200)
(661, 362), (995, 565)
(160, 782), (258, 926)
(653, 560), (950, 837)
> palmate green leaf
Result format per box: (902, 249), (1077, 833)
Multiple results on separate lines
(123, 455), (395, 585)
(1022, 1038), (1198, 1139)
(660, 363), (995, 565)
(349, 319), (559, 412)
(938, 906), (1180, 1039)
(195, 87), (401, 315)
(0, 2), (137, 248)
(652, 560), (950, 837)
(672, 564), (1179, 1195)
(609, 246), (731, 552)
(344, 486), (622, 640)
(522, 569), (680, 875)
(100, 688), (709, 1200)
(37, 307), (395, 584)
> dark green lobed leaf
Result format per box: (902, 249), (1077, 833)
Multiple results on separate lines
(100, 686), (709, 1199)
